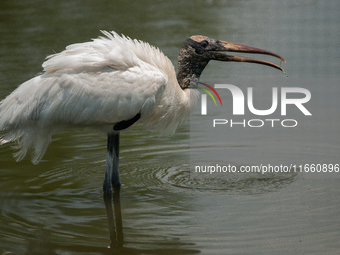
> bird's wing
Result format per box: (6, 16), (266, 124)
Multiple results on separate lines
(0, 66), (167, 132)
(37, 31), (169, 127)
(0, 32), (169, 163)
(1, 31), (168, 129)
(41, 65), (167, 127)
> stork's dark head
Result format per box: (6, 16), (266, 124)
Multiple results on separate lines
(177, 35), (285, 90)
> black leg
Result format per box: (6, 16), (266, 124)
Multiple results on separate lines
(103, 133), (124, 248)
(103, 133), (121, 193)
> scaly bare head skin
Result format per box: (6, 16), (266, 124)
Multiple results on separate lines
(177, 35), (285, 89)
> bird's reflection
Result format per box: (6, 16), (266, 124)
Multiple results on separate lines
(103, 187), (124, 250)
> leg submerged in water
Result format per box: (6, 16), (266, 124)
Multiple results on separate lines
(103, 133), (121, 193)
(103, 133), (124, 248)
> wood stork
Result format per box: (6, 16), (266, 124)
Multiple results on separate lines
(0, 31), (285, 193)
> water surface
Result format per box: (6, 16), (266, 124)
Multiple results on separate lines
(0, 0), (339, 254)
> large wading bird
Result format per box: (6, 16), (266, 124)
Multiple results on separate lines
(0, 31), (285, 193)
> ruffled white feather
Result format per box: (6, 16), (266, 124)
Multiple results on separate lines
(0, 31), (198, 163)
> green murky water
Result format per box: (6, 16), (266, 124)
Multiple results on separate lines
(1, 1), (340, 254)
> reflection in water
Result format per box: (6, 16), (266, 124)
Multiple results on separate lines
(102, 188), (200, 255)
(25, 228), (58, 255)
(103, 189), (124, 250)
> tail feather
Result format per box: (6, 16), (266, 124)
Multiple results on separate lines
(0, 126), (52, 164)
(0, 76), (54, 164)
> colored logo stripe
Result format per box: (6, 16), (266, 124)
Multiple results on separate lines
(198, 88), (217, 105)
(198, 82), (223, 106)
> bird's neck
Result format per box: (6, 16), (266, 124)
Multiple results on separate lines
(176, 68), (200, 90)
(176, 42), (209, 90)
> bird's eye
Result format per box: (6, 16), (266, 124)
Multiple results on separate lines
(201, 40), (208, 48)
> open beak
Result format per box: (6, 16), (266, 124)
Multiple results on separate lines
(213, 40), (285, 71)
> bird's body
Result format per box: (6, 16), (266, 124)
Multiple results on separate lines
(0, 31), (196, 164)
(0, 30), (284, 192)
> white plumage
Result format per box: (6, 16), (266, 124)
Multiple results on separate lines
(0, 31), (198, 164)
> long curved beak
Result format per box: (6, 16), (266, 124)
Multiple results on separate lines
(213, 40), (286, 71)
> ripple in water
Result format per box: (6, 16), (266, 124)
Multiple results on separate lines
(120, 145), (298, 195)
